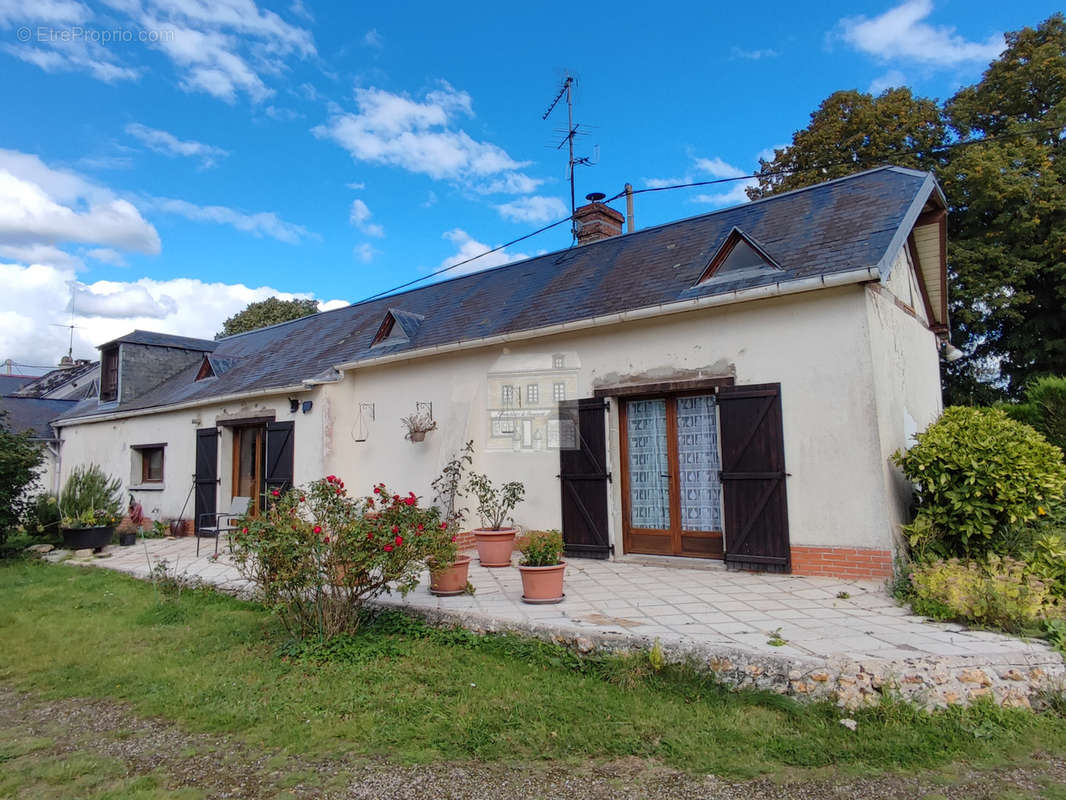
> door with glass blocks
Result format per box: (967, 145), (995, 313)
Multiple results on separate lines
(619, 393), (724, 558)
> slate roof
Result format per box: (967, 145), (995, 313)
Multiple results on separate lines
(0, 375), (33, 395)
(1, 396), (77, 439)
(56, 166), (943, 425)
(100, 330), (218, 351)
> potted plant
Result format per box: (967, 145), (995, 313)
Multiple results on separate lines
(115, 518), (138, 546)
(516, 530), (566, 604)
(401, 409), (437, 442)
(427, 441), (474, 595)
(466, 472), (525, 567)
(59, 464), (123, 551)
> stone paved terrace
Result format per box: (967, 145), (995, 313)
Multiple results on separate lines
(72, 536), (1065, 710)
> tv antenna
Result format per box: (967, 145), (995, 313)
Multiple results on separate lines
(48, 281), (81, 361)
(543, 73), (595, 241)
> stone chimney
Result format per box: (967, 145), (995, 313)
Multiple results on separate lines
(573, 192), (624, 245)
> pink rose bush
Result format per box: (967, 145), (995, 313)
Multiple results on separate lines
(231, 477), (451, 639)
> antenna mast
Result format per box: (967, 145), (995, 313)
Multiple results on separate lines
(49, 281), (79, 363)
(543, 73), (592, 241)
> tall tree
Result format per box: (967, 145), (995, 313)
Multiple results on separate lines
(216, 297), (320, 339)
(747, 88), (947, 200)
(942, 14), (1066, 396)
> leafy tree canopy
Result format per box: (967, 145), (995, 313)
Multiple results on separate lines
(748, 14), (1066, 402)
(0, 409), (44, 543)
(216, 297), (320, 339)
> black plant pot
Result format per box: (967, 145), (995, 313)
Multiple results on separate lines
(61, 526), (114, 551)
(118, 532), (137, 546)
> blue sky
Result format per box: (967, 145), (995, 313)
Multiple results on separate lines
(0, 0), (1057, 369)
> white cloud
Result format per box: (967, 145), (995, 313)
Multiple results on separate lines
(495, 195), (568, 224)
(85, 247), (126, 266)
(125, 122), (229, 167)
(869, 69), (908, 94)
(2, 0), (316, 103)
(691, 157), (748, 180)
(145, 196), (313, 243)
(313, 83), (534, 186)
(363, 28), (382, 48)
(837, 0), (1003, 66)
(0, 149), (160, 256)
(353, 243), (378, 263)
(644, 152), (758, 206)
(0, 260), (346, 365)
(346, 181), (366, 190)
(348, 198), (384, 237)
(730, 46), (779, 60)
(471, 172), (543, 195)
(438, 228), (528, 277)
(263, 104), (302, 121)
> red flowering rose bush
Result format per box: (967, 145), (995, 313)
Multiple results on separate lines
(230, 477), (441, 639)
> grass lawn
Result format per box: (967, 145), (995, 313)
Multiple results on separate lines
(3, 560), (1066, 787)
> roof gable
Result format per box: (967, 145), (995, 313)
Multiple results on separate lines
(371, 308), (425, 348)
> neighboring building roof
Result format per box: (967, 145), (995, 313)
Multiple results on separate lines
(1, 396), (77, 440)
(14, 360), (98, 399)
(56, 166), (944, 425)
(99, 330), (218, 352)
(0, 375), (33, 395)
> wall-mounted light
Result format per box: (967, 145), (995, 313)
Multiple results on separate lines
(289, 397), (299, 413)
(302, 400), (313, 414)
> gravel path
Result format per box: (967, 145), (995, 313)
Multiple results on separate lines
(3, 685), (1064, 799)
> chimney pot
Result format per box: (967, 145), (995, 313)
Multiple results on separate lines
(573, 194), (624, 245)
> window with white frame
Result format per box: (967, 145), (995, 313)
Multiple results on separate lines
(526, 383), (539, 404)
(501, 384), (514, 406)
(553, 382), (566, 402)
(552, 353), (565, 369)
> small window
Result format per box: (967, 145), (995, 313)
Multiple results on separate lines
(526, 383), (539, 404)
(501, 385), (514, 406)
(552, 354), (565, 369)
(100, 346), (119, 402)
(137, 446), (164, 483)
(553, 382), (566, 402)
(492, 418), (516, 437)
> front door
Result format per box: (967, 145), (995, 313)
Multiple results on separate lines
(233, 425), (264, 515)
(620, 394), (724, 558)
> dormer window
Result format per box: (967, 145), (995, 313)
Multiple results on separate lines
(100, 346), (118, 402)
(370, 308), (425, 348)
(195, 355), (215, 381)
(695, 227), (782, 286)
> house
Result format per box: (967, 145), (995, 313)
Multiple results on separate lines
(1, 358), (99, 495)
(52, 166), (949, 579)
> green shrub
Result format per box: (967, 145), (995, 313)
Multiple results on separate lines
(1001, 376), (1066, 456)
(1026, 530), (1066, 596)
(0, 410), (44, 546)
(23, 493), (61, 542)
(517, 530), (564, 566)
(907, 556), (1061, 632)
(58, 464), (123, 529)
(893, 406), (1066, 557)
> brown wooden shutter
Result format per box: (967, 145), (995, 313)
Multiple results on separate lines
(194, 427), (218, 533)
(558, 398), (611, 559)
(718, 383), (791, 572)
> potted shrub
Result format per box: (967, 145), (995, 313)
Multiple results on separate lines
(427, 442), (473, 595)
(466, 472), (525, 567)
(516, 530), (566, 603)
(59, 464), (123, 551)
(401, 409), (437, 442)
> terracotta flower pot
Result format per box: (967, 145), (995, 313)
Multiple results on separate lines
(472, 527), (517, 567)
(429, 554), (471, 596)
(518, 562), (566, 604)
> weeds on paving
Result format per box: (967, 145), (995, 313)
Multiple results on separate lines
(4, 560), (1066, 780)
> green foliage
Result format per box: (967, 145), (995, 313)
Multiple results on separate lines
(747, 15), (1066, 399)
(430, 440), (473, 533)
(22, 493), (60, 542)
(1001, 377), (1066, 455)
(907, 556), (1061, 632)
(0, 410), (44, 545)
(58, 464), (122, 530)
(215, 296), (319, 339)
(893, 407), (1066, 557)
(1025, 531), (1066, 596)
(465, 472), (525, 530)
(517, 529), (564, 566)
(748, 88), (948, 200)
(230, 477), (441, 639)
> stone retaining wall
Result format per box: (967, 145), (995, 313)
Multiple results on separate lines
(384, 601), (1066, 711)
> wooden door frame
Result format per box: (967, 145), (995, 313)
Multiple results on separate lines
(231, 424), (265, 516)
(618, 390), (726, 559)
